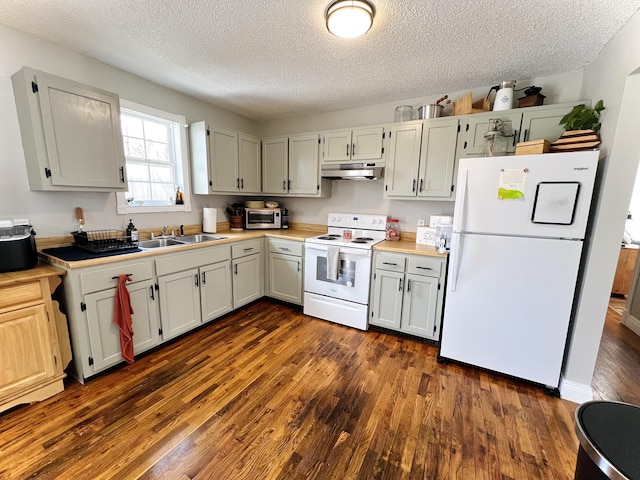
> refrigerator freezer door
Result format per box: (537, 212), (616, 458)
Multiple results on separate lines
(452, 151), (598, 239)
(440, 232), (583, 387)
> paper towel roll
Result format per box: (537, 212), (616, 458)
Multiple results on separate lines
(203, 208), (217, 233)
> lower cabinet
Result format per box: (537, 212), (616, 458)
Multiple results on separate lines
(0, 265), (71, 413)
(85, 278), (160, 370)
(156, 268), (202, 340)
(370, 251), (447, 341)
(267, 238), (303, 305)
(232, 239), (263, 308)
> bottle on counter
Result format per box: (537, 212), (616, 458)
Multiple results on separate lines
(126, 219), (138, 243)
(386, 218), (400, 241)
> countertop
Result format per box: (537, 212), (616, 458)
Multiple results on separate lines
(0, 263), (67, 287)
(374, 240), (448, 258)
(40, 229), (322, 269)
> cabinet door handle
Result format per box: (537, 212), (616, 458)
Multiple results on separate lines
(283, 180), (287, 191)
(288, 180), (291, 191)
(234, 264), (238, 275)
(398, 278), (403, 291)
(419, 179), (424, 192)
(524, 128), (529, 142)
(149, 285), (155, 300)
(512, 129), (518, 147)
(236, 178), (240, 188)
(407, 279), (412, 292)
(416, 266), (433, 270)
(241, 178), (244, 189)
(195, 273), (199, 287)
(352, 143), (355, 155)
(119, 166), (125, 183)
(412, 179), (417, 192)
(297, 261), (301, 272)
(202, 272), (206, 284)
(346, 144), (349, 156)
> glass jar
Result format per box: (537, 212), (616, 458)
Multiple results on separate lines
(386, 218), (400, 241)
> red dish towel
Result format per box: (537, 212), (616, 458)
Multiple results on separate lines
(113, 274), (135, 363)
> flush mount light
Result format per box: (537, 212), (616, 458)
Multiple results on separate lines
(325, 0), (375, 38)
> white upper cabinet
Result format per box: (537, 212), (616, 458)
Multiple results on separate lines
(384, 123), (423, 197)
(189, 122), (261, 195)
(322, 126), (384, 163)
(12, 67), (128, 191)
(417, 117), (459, 198)
(262, 136), (289, 195)
(288, 133), (320, 195)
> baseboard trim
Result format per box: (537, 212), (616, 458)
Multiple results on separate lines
(559, 376), (593, 403)
(621, 311), (640, 337)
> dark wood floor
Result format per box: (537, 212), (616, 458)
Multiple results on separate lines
(0, 298), (637, 479)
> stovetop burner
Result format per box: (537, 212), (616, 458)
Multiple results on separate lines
(351, 239), (370, 244)
(355, 237), (374, 241)
(317, 235), (340, 240)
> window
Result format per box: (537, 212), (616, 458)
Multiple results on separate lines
(116, 100), (191, 214)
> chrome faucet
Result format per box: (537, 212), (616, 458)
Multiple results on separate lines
(161, 225), (168, 237)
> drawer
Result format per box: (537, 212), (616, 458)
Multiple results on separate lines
(375, 253), (405, 272)
(268, 238), (303, 256)
(81, 261), (154, 294)
(232, 239), (262, 259)
(155, 245), (230, 276)
(407, 256), (442, 278)
(0, 280), (44, 312)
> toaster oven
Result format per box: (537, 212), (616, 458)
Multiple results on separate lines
(244, 208), (282, 229)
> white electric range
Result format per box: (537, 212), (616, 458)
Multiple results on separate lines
(304, 212), (387, 330)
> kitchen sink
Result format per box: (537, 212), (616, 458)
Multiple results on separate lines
(177, 234), (227, 243)
(138, 238), (185, 249)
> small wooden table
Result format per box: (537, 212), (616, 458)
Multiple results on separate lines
(575, 401), (640, 479)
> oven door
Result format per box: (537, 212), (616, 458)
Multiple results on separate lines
(304, 243), (372, 304)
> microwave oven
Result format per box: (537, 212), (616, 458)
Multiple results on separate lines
(245, 208), (282, 229)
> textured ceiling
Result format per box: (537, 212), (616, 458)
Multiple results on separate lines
(1, 0), (639, 122)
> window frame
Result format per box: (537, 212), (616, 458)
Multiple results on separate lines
(116, 100), (192, 214)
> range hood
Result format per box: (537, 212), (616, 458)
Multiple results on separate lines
(321, 163), (384, 180)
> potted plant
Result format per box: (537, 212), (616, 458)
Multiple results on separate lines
(559, 100), (605, 133)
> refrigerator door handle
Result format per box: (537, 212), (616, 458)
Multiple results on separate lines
(449, 233), (462, 291)
(453, 169), (469, 233)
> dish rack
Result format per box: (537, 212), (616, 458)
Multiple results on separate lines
(72, 229), (138, 253)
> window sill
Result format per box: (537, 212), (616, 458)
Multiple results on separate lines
(116, 203), (192, 215)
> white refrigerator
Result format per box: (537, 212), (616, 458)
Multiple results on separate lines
(438, 151), (599, 390)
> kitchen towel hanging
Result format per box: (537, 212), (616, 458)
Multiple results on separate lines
(113, 274), (135, 363)
(326, 246), (340, 281)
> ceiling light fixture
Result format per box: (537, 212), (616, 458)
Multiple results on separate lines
(325, 0), (375, 39)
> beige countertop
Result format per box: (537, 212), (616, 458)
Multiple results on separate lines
(40, 228), (322, 269)
(374, 240), (448, 258)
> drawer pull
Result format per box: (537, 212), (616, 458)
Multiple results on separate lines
(416, 266), (433, 270)
(244, 247), (254, 252)
(383, 262), (398, 266)
(112, 274), (133, 280)
(279, 247), (291, 252)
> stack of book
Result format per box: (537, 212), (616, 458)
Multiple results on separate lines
(550, 130), (601, 152)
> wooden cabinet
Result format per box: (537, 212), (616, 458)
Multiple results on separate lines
(612, 245), (639, 296)
(12, 67), (128, 191)
(232, 239), (263, 308)
(0, 265), (71, 413)
(384, 117), (458, 200)
(190, 122), (261, 195)
(370, 252), (446, 341)
(267, 238), (303, 305)
(322, 127), (384, 163)
(262, 134), (331, 197)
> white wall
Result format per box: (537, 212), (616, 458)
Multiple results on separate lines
(0, 26), (258, 237)
(259, 71), (583, 230)
(560, 9), (640, 399)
